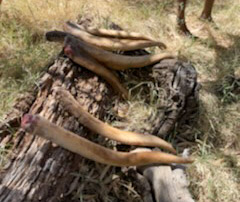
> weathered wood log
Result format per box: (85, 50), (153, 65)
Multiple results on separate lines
(143, 165), (195, 202)
(0, 52), (199, 202)
(0, 92), (35, 138)
(0, 56), (131, 202)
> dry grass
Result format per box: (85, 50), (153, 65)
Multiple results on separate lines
(0, 0), (240, 201)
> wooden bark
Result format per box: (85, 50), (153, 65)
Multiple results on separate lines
(0, 51), (199, 201)
(143, 165), (194, 202)
(0, 55), (129, 202)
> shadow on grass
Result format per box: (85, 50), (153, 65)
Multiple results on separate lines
(200, 33), (240, 105)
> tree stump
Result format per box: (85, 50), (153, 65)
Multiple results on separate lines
(0, 51), (199, 201)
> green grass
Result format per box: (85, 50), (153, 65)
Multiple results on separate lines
(0, 11), (59, 117)
(0, 144), (10, 168)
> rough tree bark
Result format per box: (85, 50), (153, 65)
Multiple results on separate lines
(0, 55), (117, 202)
(0, 51), (199, 201)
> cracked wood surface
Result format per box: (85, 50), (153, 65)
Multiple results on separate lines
(143, 165), (194, 202)
(0, 56), (117, 202)
(0, 54), (199, 201)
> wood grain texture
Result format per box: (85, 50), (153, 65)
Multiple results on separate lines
(143, 166), (195, 202)
(0, 56), (124, 202)
(0, 55), (199, 201)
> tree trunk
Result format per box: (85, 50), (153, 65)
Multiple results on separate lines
(0, 52), (199, 201)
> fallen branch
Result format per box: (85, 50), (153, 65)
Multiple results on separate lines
(21, 114), (193, 166)
(54, 88), (176, 154)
